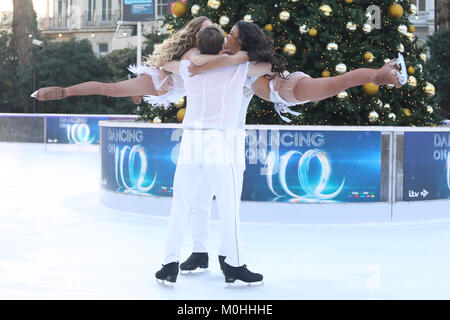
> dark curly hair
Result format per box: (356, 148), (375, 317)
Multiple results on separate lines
(236, 20), (286, 77)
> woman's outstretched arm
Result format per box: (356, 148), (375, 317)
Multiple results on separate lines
(291, 62), (401, 103)
(35, 74), (161, 101)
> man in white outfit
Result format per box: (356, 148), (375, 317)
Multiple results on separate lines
(155, 25), (275, 286)
(178, 22), (296, 276)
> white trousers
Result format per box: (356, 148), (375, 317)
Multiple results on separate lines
(163, 129), (246, 267)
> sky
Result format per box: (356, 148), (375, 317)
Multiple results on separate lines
(0, 0), (47, 17)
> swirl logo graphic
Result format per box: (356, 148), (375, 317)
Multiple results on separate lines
(264, 149), (345, 200)
(115, 145), (157, 194)
(66, 123), (95, 144)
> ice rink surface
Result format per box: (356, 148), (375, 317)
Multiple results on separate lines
(1, 142), (450, 300)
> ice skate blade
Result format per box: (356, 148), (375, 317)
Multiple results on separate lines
(180, 268), (209, 275)
(396, 53), (408, 85)
(224, 280), (264, 288)
(30, 90), (38, 99)
(156, 278), (176, 288)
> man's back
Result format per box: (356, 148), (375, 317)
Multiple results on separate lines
(180, 60), (249, 130)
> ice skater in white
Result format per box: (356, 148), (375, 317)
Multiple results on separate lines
(154, 24), (288, 286)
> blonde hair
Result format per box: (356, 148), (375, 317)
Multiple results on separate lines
(146, 16), (210, 68)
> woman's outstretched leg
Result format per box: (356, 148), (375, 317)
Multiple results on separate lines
(289, 60), (402, 103)
(34, 74), (161, 101)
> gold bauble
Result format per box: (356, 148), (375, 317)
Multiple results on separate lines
(283, 43), (297, 56)
(397, 24), (408, 35)
(326, 42), (338, 51)
(362, 23), (372, 33)
(346, 22), (357, 31)
(335, 63), (347, 74)
(402, 108), (412, 117)
(407, 66), (415, 74)
(423, 82), (435, 97)
(174, 98), (185, 109)
(308, 27), (318, 37)
(388, 113), (396, 120)
(322, 70), (331, 77)
(219, 15), (230, 26)
(207, 0), (221, 10)
(243, 14), (253, 22)
(408, 75), (417, 87)
(172, 2), (187, 17)
(388, 4), (404, 19)
(397, 43), (404, 53)
(299, 24), (309, 34)
(363, 83), (379, 95)
(153, 116), (162, 123)
(364, 51), (374, 62)
(419, 53), (427, 62)
(345, 0), (353, 3)
(319, 4), (332, 17)
(368, 110), (379, 123)
(264, 24), (273, 32)
(408, 25), (415, 33)
(177, 108), (186, 123)
(191, 4), (200, 15)
(426, 105), (434, 114)
(411, 4), (417, 15)
(337, 91), (348, 99)
(279, 11), (290, 22)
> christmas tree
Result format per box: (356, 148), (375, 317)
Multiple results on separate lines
(138, 0), (443, 126)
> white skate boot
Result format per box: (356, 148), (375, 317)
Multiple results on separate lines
(395, 53), (408, 85)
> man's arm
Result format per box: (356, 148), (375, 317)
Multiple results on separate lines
(187, 51), (249, 76)
(187, 48), (248, 66)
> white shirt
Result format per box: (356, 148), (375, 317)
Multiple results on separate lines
(180, 60), (250, 130)
(236, 76), (258, 128)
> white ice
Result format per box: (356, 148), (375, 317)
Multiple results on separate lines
(1, 142), (450, 300)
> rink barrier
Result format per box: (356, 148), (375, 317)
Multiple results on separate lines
(0, 113), (138, 144)
(98, 121), (450, 221)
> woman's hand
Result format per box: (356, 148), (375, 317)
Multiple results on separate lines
(268, 74), (287, 91)
(234, 51), (249, 63)
(188, 64), (204, 77)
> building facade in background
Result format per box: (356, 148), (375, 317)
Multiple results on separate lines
(38, 0), (170, 55)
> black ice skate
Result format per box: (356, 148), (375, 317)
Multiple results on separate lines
(218, 255), (226, 272)
(222, 262), (264, 287)
(155, 262), (179, 287)
(179, 252), (209, 273)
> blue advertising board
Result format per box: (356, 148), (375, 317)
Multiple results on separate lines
(404, 132), (450, 201)
(100, 126), (382, 203)
(46, 115), (136, 145)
